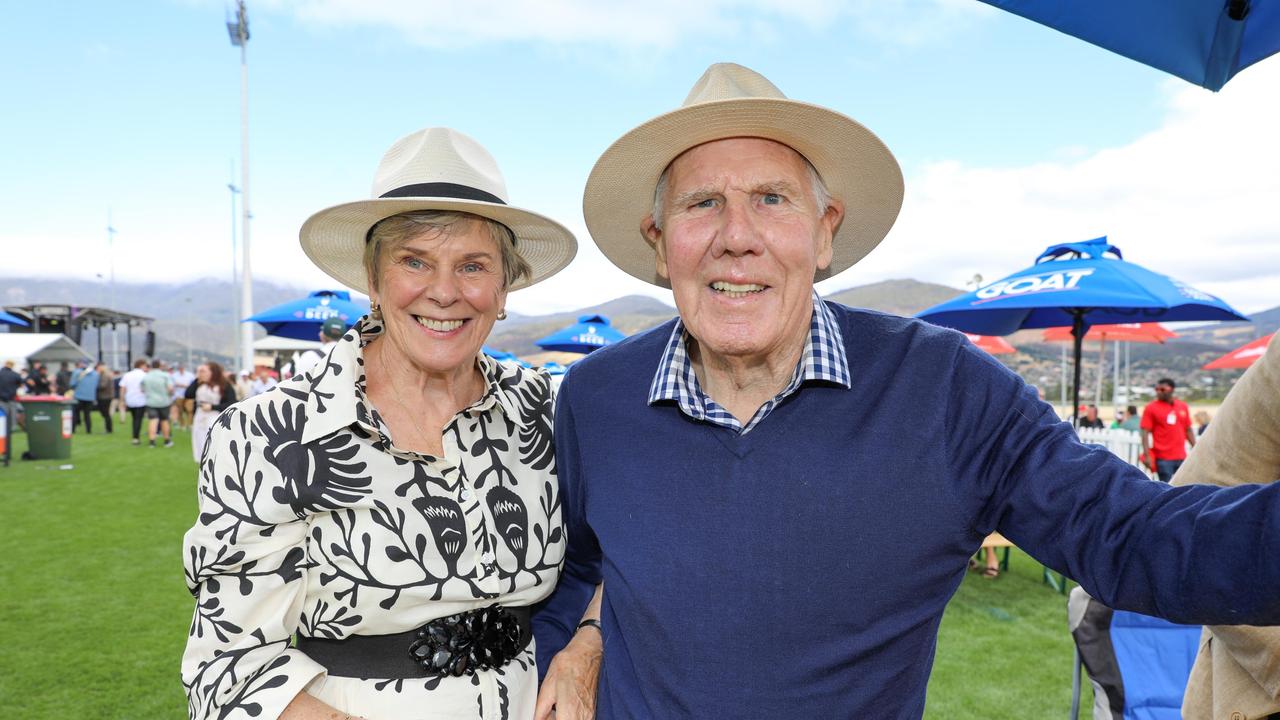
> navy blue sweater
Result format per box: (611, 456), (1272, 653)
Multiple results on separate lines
(533, 303), (1280, 718)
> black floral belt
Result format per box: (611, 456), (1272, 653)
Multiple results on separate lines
(296, 604), (532, 679)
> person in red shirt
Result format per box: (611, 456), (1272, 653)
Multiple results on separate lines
(1140, 377), (1197, 482)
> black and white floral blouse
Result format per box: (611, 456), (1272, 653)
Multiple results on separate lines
(182, 316), (564, 720)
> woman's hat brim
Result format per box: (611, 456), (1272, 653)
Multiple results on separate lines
(583, 97), (904, 288)
(300, 197), (577, 293)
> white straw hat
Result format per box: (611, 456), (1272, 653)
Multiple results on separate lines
(301, 127), (577, 293)
(583, 63), (904, 288)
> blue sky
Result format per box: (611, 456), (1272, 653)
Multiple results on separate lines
(2, 0), (1276, 315)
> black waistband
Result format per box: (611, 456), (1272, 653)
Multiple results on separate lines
(296, 605), (531, 679)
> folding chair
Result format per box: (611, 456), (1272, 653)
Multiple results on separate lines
(1067, 586), (1200, 719)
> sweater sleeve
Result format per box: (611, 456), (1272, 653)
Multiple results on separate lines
(531, 374), (603, 681)
(181, 406), (325, 719)
(947, 340), (1280, 626)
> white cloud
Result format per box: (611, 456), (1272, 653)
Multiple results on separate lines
(822, 60), (1280, 315)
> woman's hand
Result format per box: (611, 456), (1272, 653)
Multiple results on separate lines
(534, 627), (603, 720)
(280, 690), (366, 719)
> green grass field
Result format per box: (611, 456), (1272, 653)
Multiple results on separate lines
(0, 429), (1091, 719)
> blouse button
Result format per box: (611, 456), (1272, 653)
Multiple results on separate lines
(460, 488), (472, 501)
(481, 551), (495, 564)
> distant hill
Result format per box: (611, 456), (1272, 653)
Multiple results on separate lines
(1173, 304), (1280, 346)
(490, 295), (676, 356)
(4, 273), (1267, 394)
(824, 279), (963, 317)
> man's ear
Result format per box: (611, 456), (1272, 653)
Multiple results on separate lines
(815, 198), (844, 270)
(642, 214), (670, 280)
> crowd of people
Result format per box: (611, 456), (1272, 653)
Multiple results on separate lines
(0, 355), (302, 462)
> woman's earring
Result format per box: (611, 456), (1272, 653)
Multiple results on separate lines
(370, 303), (382, 321)
(497, 309), (507, 321)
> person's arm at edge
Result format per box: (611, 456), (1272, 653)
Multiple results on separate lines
(952, 340), (1280, 625)
(1172, 333), (1280, 700)
(529, 372), (604, 715)
(535, 583), (604, 720)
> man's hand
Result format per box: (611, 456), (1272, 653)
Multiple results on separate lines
(535, 627), (603, 720)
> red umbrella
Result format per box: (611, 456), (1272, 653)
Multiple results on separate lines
(1042, 323), (1176, 408)
(1041, 322), (1176, 344)
(1203, 332), (1274, 370)
(963, 334), (1016, 355)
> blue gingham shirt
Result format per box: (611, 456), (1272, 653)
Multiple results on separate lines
(648, 293), (851, 434)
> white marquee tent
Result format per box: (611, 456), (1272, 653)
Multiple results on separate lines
(0, 333), (93, 369)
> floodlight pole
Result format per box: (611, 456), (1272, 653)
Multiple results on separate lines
(185, 297), (194, 368)
(228, 1), (254, 373)
(228, 180), (241, 369)
(107, 215), (119, 369)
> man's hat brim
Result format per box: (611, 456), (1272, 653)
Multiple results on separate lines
(583, 97), (904, 288)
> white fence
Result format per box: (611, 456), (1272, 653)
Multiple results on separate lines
(1076, 427), (1157, 480)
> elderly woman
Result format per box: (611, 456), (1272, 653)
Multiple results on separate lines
(182, 127), (577, 720)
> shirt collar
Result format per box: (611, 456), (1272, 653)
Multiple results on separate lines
(647, 292), (850, 416)
(297, 315), (528, 445)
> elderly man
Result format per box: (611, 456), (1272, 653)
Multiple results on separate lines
(532, 64), (1280, 718)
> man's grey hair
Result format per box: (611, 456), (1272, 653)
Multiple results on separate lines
(649, 153), (833, 231)
(364, 210), (531, 292)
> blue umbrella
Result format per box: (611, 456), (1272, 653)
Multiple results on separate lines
(244, 290), (367, 340)
(483, 346), (516, 361)
(1, 310), (30, 327)
(482, 346), (532, 368)
(979, 0), (1280, 91)
(917, 237), (1248, 424)
(535, 314), (626, 354)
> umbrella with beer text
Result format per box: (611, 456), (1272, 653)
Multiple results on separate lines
(244, 290), (366, 341)
(535, 314), (626, 354)
(917, 237), (1247, 425)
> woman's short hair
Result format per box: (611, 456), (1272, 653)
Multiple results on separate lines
(363, 210), (530, 293)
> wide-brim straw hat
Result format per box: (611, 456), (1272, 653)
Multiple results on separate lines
(301, 127), (577, 293)
(583, 63), (904, 288)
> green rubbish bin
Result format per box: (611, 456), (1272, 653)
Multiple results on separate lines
(22, 395), (74, 460)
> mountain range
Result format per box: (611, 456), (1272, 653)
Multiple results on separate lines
(3, 276), (1274, 392)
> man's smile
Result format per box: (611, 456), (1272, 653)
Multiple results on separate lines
(709, 280), (767, 299)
